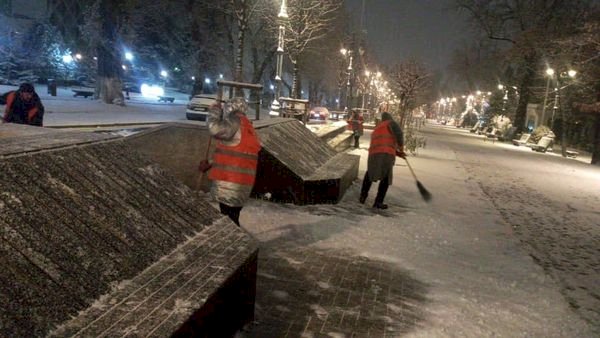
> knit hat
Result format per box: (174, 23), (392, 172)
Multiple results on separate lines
(224, 97), (248, 116)
(19, 83), (35, 93)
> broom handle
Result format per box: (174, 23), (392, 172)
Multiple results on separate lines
(404, 158), (419, 181)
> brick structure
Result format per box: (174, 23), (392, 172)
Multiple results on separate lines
(0, 124), (258, 337)
(125, 119), (359, 205)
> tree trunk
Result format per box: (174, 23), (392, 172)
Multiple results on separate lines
(591, 115), (600, 165)
(513, 75), (533, 134)
(291, 62), (299, 99)
(234, 25), (246, 82)
(192, 78), (204, 96)
(97, 0), (124, 105)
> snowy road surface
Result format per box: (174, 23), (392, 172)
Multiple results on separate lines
(235, 123), (598, 337)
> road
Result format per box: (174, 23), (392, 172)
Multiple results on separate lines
(421, 124), (600, 327)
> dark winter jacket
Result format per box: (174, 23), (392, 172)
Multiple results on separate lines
(367, 112), (403, 184)
(2, 90), (45, 126)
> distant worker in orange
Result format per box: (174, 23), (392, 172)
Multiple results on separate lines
(198, 97), (261, 226)
(347, 110), (364, 148)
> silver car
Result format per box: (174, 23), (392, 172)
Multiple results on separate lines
(186, 94), (217, 123)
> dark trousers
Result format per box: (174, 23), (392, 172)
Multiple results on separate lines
(360, 171), (390, 205)
(353, 134), (360, 148)
(219, 203), (242, 226)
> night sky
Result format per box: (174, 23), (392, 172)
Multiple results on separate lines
(345, 0), (475, 70)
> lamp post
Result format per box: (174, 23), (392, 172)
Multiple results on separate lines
(542, 68), (555, 125)
(362, 70), (370, 109)
(270, 0), (288, 116)
(341, 48), (353, 112)
(551, 69), (577, 127)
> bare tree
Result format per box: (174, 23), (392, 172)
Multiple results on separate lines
(81, 0), (133, 104)
(284, 0), (342, 98)
(455, 0), (592, 134)
(389, 59), (431, 127)
(557, 18), (600, 164)
(219, 0), (270, 82)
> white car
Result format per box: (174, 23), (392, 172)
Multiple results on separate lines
(186, 94), (217, 122)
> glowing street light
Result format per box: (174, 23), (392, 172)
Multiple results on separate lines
(204, 78), (211, 84)
(125, 52), (134, 61)
(62, 54), (73, 63)
(160, 70), (168, 78)
(546, 68), (555, 76)
(75, 53), (82, 60)
(567, 69), (577, 78)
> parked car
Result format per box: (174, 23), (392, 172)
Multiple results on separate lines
(307, 107), (329, 124)
(186, 94), (217, 122)
(329, 110), (347, 121)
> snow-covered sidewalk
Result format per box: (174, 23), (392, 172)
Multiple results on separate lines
(236, 127), (596, 337)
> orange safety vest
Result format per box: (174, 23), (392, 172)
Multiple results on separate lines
(209, 114), (261, 186)
(368, 120), (396, 156)
(3, 91), (40, 124)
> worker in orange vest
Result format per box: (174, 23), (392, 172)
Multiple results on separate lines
(2, 83), (44, 126)
(347, 110), (364, 148)
(359, 112), (405, 209)
(199, 97), (261, 226)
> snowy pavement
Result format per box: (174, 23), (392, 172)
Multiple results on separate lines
(235, 124), (598, 337)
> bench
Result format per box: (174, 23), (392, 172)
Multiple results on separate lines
(566, 150), (579, 158)
(158, 96), (175, 103)
(72, 89), (95, 98)
(531, 136), (554, 153)
(512, 133), (531, 146)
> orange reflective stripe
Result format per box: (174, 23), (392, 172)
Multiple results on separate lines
(209, 169), (256, 185)
(212, 153), (258, 170)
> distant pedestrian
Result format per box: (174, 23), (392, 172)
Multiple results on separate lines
(198, 97), (261, 226)
(2, 83), (44, 126)
(347, 110), (364, 148)
(359, 112), (406, 209)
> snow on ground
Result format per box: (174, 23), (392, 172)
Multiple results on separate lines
(1, 84), (282, 127)
(239, 125), (597, 336)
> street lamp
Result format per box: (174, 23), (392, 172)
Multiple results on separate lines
(542, 67), (555, 124)
(125, 51), (134, 61)
(341, 47), (353, 112)
(270, 0), (289, 116)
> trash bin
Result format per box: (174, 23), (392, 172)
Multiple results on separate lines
(47, 79), (57, 96)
